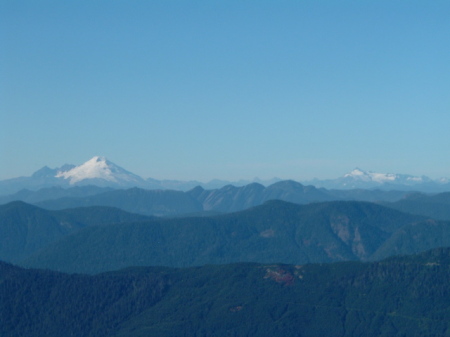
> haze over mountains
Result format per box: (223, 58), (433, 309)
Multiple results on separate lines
(0, 156), (279, 195)
(1, 156), (449, 195)
(2, 156), (450, 222)
(2, 179), (442, 219)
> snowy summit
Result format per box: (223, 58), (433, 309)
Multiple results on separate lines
(344, 168), (397, 183)
(56, 156), (144, 185)
(341, 168), (431, 186)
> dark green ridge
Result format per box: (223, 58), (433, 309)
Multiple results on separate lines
(2, 247), (450, 337)
(0, 201), (152, 263)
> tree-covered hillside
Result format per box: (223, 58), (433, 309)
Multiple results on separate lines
(0, 201), (152, 262)
(2, 248), (450, 336)
(21, 200), (434, 274)
(384, 191), (450, 220)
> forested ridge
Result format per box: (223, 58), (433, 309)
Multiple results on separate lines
(1, 248), (450, 336)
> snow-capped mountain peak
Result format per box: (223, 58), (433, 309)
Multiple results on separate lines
(56, 156), (143, 185)
(344, 168), (397, 183)
(345, 168), (369, 179)
(346, 168), (365, 176)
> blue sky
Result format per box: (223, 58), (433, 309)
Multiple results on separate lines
(1, 0), (449, 182)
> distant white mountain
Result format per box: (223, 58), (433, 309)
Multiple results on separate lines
(0, 156), (150, 195)
(304, 168), (440, 191)
(343, 168), (432, 184)
(55, 156), (145, 186)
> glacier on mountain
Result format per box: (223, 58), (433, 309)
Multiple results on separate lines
(344, 168), (397, 183)
(56, 156), (144, 185)
(306, 167), (435, 190)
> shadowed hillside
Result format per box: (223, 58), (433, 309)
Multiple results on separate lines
(384, 192), (450, 221)
(0, 201), (152, 262)
(21, 200), (433, 274)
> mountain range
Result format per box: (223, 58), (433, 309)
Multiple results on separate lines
(5, 180), (450, 221)
(3, 177), (450, 335)
(3, 156), (450, 336)
(0, 156), (280, 195)
(1, 156), (449, 195)
(3, 199), (447, 275)
(0, 180), (414, 217)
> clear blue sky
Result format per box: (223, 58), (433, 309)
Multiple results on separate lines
(1, 0), (449, 182)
